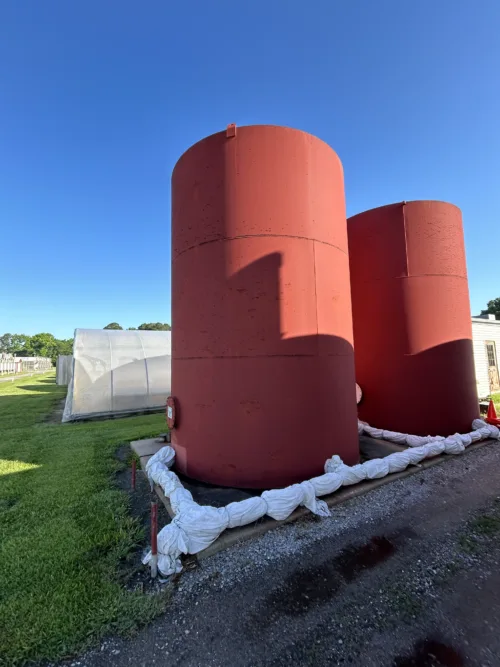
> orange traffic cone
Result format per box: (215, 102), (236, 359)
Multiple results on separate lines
(486, 399), (500, 426)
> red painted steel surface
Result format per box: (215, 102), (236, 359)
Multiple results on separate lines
(348, 201), (479, 436)
(171, 125), (359, 488)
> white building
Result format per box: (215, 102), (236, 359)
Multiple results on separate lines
(472, 314), (500, 398)
(0, 355), (51, 374)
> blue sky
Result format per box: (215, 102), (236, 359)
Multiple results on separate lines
(1, 0), (499, 339)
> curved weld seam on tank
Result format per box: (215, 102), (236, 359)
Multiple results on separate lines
(172, 235), (349, 260)
(399, 274), (469, 279)
(349, 274), (469, 287)
(174, 353), (353, 360)
(353, 273), (470, 285)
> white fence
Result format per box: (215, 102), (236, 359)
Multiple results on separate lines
(0, 358), (22, 374)
(0, 355), (52, 375)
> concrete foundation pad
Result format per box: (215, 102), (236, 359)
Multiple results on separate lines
(130, 435), (498, 562)
(201, 438), (496, 559)
(131, 438), (164, 459)
(359, 434), (406, 459)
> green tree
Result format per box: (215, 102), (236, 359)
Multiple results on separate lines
(25, 333), (59, 360)
(57, 339), (74, 356)
(12, 334), (30, 355)
(103, 323), (123, 330)
(0, 332), (73, 364)
(137, 322), (171, 331)
(0, 333), (14, 353)
(0, 333), (25, 354)
(482, 298), (500, 319)
(27, 334), (73, 364)
(0, 333), (30, 355)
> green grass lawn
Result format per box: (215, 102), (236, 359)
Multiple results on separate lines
(0, 372), (46, 379)
(0, 373), (168, 666)
(491, 392), (500, 414)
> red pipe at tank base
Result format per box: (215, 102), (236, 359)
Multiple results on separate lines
(171, 125), (359, 489)
(150, 501), (158, 579)
(348, 201), (479, 436)
(131, 458), (136, 491)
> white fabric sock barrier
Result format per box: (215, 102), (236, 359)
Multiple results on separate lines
(143, 419), (499, 576)
(358, 418), (495, 449)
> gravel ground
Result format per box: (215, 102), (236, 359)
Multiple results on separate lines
(62, 441), (500, 667)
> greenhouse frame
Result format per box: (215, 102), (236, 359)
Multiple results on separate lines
(62, 329), (171, 422)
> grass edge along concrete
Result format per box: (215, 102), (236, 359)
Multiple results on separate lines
(0, 373), (168, 666)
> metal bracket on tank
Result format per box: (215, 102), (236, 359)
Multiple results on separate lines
(166, 396), (176, 430)
(226, 123), (237, 138)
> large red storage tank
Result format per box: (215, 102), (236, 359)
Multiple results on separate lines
(171, 124), (359, 488)
(348, 201), (479, 436)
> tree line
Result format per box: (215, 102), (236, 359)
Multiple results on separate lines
(0, 333), (73, 362)
(481, 298), (500, 319)
(103, 322), (171, 331)
(0, 323), (171, 363)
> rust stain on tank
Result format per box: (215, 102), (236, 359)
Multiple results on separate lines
(240, 400), (262, 415)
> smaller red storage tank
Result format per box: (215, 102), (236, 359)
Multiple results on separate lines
(348, 201), (479, 436)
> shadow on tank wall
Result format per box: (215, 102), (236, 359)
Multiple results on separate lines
(355, 339), (477, 435)
(172, 248), (359, 489)
(348, 201), (479, 436)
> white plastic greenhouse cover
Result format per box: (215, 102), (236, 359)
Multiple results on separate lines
(62, 329), (171, 422)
